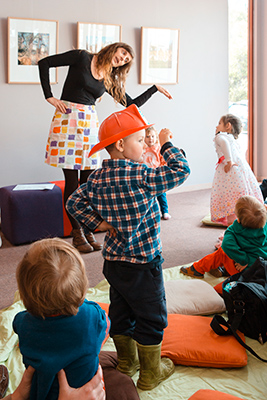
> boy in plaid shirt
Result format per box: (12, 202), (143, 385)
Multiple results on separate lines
(67, 104), (190, 390)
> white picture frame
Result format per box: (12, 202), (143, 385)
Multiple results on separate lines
(140, 27), (180, 85)
(7, 17), (58, 84)
(77, 22), (122, 52)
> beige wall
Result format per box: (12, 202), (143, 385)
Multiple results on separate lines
(0, 0), (228, 188)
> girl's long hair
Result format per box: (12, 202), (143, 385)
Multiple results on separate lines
(95, 42), (134, 105)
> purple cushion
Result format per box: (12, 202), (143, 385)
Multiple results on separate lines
(0, 184), (64, 245)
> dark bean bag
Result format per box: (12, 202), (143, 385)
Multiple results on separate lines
(99, 351), (140, 400)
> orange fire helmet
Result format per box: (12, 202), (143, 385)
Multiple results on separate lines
(88, 104), (154, 157)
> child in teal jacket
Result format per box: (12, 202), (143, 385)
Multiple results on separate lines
(181, 196), (267, 290)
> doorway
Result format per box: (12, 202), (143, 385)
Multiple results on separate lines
(228, 0), (249, 160)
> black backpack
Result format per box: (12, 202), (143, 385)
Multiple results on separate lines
(211, 257), (267, 362)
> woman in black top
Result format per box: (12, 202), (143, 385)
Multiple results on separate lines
(38, 42), (172, 253)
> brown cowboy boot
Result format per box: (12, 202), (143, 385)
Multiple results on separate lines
(85, 231), (103, 251)
(72, 228), (94, 253)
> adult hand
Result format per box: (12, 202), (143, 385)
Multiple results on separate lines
(155, 85), (173, 100)
(159, 128), (173, 147)
(58, 366), (105, 400)
(11, 366), (35, 400)
(46, 97), (68, 114)
(97, 221), (116, 237)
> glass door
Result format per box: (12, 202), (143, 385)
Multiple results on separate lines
(228, 0), (249, 160)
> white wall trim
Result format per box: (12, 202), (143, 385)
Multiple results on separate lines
(168, 183), (212, 195)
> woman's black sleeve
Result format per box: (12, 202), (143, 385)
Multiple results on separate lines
(124, 85), (158, 107)
(38, 50), (81, 99)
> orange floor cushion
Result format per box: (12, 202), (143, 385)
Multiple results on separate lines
(51, 180), (101, 236)
(51, 180), (72, 237)
(188, 389), (247, 399)
(161, 313), (247, 368)
(97, 302), (110, 344)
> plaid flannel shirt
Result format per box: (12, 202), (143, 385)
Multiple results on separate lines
(67, 143), (190, 264)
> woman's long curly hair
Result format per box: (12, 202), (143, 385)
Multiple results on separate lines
(94, 42), (134, 105)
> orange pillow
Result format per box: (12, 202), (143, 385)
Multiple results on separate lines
(188, 389), (247, 400)
(161, 314), (247, 368)
(97, 302), (109, 314)
(97, 302), (110, 344)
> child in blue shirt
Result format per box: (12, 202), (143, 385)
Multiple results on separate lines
(13, 238), (109, 400)
(67, 104), (190, 390)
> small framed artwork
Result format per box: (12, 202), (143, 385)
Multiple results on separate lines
(140, 27), (180, 85)
(77, 22), (122, 52)
(7, 17), (58, 84)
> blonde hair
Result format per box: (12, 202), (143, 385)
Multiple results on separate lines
(220, 114), (242, 139)
(16, 238), (88, 318)
(145, 126), (159, 143)
(235, 195), (267, 229)
(95, 42), (134, 106)
(145, 126), (158, 135)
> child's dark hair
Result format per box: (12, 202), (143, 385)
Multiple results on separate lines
(16, 238), (88, 318)
(235, 195), (267, 229)
(221, 114), (242, 139)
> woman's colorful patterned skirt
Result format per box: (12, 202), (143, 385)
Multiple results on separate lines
(45, 101), (100, 170)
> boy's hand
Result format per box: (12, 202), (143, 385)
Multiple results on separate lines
(97, 221), (116, 237)
(159, 128), (173, 147)
(235, 262), (247, 272)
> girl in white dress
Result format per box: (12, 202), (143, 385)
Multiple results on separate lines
(210, 114), (263, 226)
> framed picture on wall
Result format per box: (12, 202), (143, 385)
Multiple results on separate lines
(77, 22), (122, 52)
(140, 27), (180, 85)
(7, 17), (58, 84)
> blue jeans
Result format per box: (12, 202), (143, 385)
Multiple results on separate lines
(157, 193), (168, 215)
(103, 255), (167, 345)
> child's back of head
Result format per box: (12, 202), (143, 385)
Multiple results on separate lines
(221, 113), (242, 139)
(235, 195), (267, 229)
(16, 238), (88, 318)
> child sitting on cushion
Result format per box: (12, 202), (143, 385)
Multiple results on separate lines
(13, 238), (109, 400)
(66, 104), (190, 391)
(180, 195), (267, 291)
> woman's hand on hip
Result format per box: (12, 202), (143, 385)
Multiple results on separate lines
(46, 97), (68, 114)
(155, 85), (173, 100)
